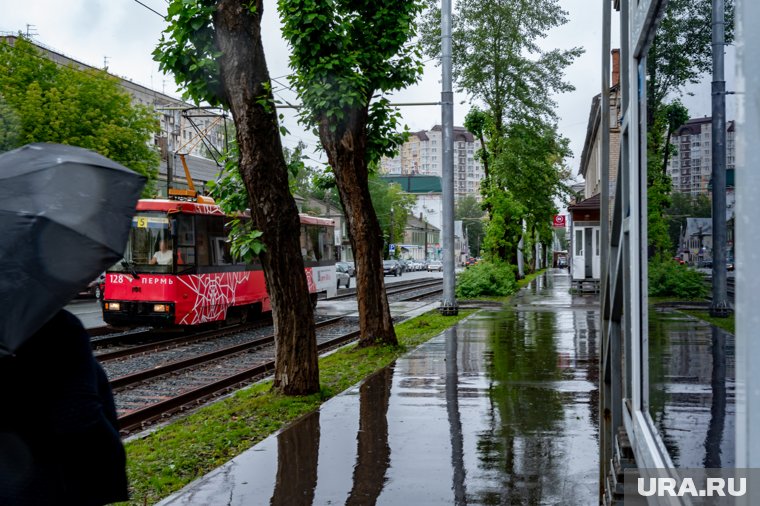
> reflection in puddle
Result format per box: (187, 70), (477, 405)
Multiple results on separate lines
(649, 309), (735, 468)
(159, 270), (600, 505)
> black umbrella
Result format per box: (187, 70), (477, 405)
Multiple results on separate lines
(0, 143), (146, 356)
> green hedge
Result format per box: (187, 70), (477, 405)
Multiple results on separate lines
(456, 261), (518, 298)
(648, 260), (708, 299)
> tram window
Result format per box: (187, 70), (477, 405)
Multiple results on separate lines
(212, 237), (233, 265)
(318, 226), (335, 262)
(126, 214), (173, 268)
(176, 214), (196, 266)
(301, 225), (319, 261)
(300, 224), (335, 263)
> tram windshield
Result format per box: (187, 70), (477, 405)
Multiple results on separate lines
(109, 212), (174, 274)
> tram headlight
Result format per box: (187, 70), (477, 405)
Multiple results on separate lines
(105, 302), (120, 311)
(153, 304), (170, 313)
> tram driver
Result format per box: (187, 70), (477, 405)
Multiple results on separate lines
(149, 239), (173, 265)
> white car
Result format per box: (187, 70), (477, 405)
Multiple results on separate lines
(336, 264), (351, 289)
(427, 261), (443, 272)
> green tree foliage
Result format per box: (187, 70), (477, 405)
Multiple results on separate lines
(455, 195), (486, 256)
(278, 0), (424, 346)
(155, 0), (321, 395)
(206, 141), (266, 262)
(419, 0), (579, 271)
(420, 0), (583, 134)
(0, 94), (21, 153)
(648, 259), (709, 299)
(455, 260), (517, 299)
(645, 0), (734, 253)
(647, 0), (734, 119)
(665, 192), (712, 252)
(482, 118), (572, 266)
(278, 0), (421, 164)
(368, 176), (416, 258)
(0, 37), (160, 193)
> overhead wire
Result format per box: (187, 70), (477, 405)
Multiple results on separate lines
(130, 0), (165, 18)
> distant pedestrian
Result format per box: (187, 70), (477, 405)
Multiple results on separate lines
(0, 309), (128, 505)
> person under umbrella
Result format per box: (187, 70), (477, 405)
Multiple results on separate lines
(0, 143), (146, 505)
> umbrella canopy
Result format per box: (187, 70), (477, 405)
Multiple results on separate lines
(0, 143), (146, 356)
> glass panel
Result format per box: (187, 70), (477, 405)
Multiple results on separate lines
(575, 230), (583, 255)
(109, 212), (174, 273)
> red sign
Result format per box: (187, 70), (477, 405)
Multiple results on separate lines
(553, 215), (566, 227)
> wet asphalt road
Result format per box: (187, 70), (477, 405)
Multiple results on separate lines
(159, 269), (601, 505)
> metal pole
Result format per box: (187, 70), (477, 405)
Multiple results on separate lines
(440, 0), (457, 315)
(736, 0), (760, 482)
(710, 0), (730, 316)
(599, 0), (613, 496)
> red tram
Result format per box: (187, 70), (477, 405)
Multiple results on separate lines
(102, 199), (337, 327)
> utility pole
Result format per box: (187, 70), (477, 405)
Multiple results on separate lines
(421, 212), (429, 261)
(389, 207), (395, 259)
(440, 0), (457, 315)
(711, 0), (730, 317)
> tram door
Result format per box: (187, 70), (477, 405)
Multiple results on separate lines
(584, 227), (593, 278)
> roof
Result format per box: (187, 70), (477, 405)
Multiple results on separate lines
(381, 175), (442, 193)
(411, 131), (429, 141)
(579, 94), (602, 178)
(137, 199), (226, 216)
(567, 193), (601, 211)
(135, 199), (334, 227)
(684, 217), (712, 237)
(405, 214), (440, 231)
(429, 125), (476, 143)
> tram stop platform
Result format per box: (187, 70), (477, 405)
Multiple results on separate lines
(158, 268), (602, 505)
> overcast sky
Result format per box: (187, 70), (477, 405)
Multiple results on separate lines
(1, 0), (735, 178)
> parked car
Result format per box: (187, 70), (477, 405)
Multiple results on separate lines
(557, 256), (568, 268)
(410, 260), (423, 271)
(383, 260), (402, 277)
(336, 261), (355, 277)
(77, 272), (105, 299)
(427, 261), (443, 272)
(336, 264), (351, 289)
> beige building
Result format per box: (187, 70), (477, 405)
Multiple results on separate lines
(579, 49), (621, 204)
(381, 125), (485, 200)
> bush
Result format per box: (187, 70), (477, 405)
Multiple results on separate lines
(456, 261), (518, 298)
(648, 259), (708, 299)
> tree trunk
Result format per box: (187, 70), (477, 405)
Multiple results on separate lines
(319, 110), (398, 347)
(213, 0), (319, 394)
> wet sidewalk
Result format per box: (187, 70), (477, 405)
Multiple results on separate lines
(158, 269), (601, 505)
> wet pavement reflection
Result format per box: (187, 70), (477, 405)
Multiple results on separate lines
(159, 269), (599, 505)
(649, 308), (735, 468)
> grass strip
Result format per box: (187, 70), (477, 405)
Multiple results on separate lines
(122, 308), (474, 505)
(679, 309), (735, 335)
(517, 268), (547, 290)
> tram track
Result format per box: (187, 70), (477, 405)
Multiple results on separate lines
(94, 317), (273, 362)
(114, 317), (359, 434)
(329, 277), (443, 301)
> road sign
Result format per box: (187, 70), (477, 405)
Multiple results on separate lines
(553, 215), (566, 227)
(389, 244), (396, 252)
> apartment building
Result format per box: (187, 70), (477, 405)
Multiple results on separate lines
(380, 125), (485, 200)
